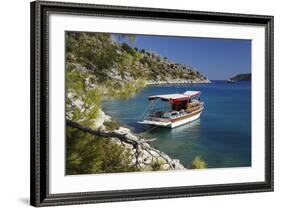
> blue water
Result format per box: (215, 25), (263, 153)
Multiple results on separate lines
(102, 81), (251, 169)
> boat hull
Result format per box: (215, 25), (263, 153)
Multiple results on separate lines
(138, 108), (203, 128)
(170, 111), (201, 128)
(138, 120), (171, 127)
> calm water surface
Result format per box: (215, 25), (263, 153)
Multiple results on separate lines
(102, 81), (251, 168)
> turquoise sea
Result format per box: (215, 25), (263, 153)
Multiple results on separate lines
(102, 81), (251, 169)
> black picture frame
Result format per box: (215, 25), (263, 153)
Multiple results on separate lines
(30, 0), (274, 207)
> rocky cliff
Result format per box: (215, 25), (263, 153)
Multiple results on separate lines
(66, 32), (210, 91)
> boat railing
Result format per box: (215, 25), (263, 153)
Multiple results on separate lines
(148, 106), (171, 114)
(142, 101), (204, 121)
(145, 117), (171, 122)
(143, 107), (170, 121)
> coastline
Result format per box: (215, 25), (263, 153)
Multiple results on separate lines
(145, 79), (211, 85)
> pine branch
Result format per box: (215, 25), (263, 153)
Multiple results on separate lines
(66, 119), (175, 169)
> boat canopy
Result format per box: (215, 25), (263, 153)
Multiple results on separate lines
(148, 91), (200, 102)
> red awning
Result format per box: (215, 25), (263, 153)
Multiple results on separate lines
(148, 91), (200, 102)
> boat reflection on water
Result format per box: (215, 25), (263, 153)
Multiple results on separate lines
(171, 118), (201, 135)
(144, 119), (201, 141)
(145, 119), (202, 163)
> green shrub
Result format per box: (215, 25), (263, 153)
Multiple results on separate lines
(103, 119), (120, 131)
(151, 160), (166, 171)
(66, 126), (136, 175)
(122, 43), (136, 56)
(191, 156), (207, 169)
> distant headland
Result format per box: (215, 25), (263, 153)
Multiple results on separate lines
(230, 73), (251, 81)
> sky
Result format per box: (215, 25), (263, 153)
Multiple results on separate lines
(120, 34), (251, 80)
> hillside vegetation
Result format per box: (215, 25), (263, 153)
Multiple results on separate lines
(66, 32), (209, 95)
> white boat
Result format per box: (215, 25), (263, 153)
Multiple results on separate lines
(138, 91), (204, 128)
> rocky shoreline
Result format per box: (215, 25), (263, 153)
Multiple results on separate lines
(96, 110), (186, 171)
